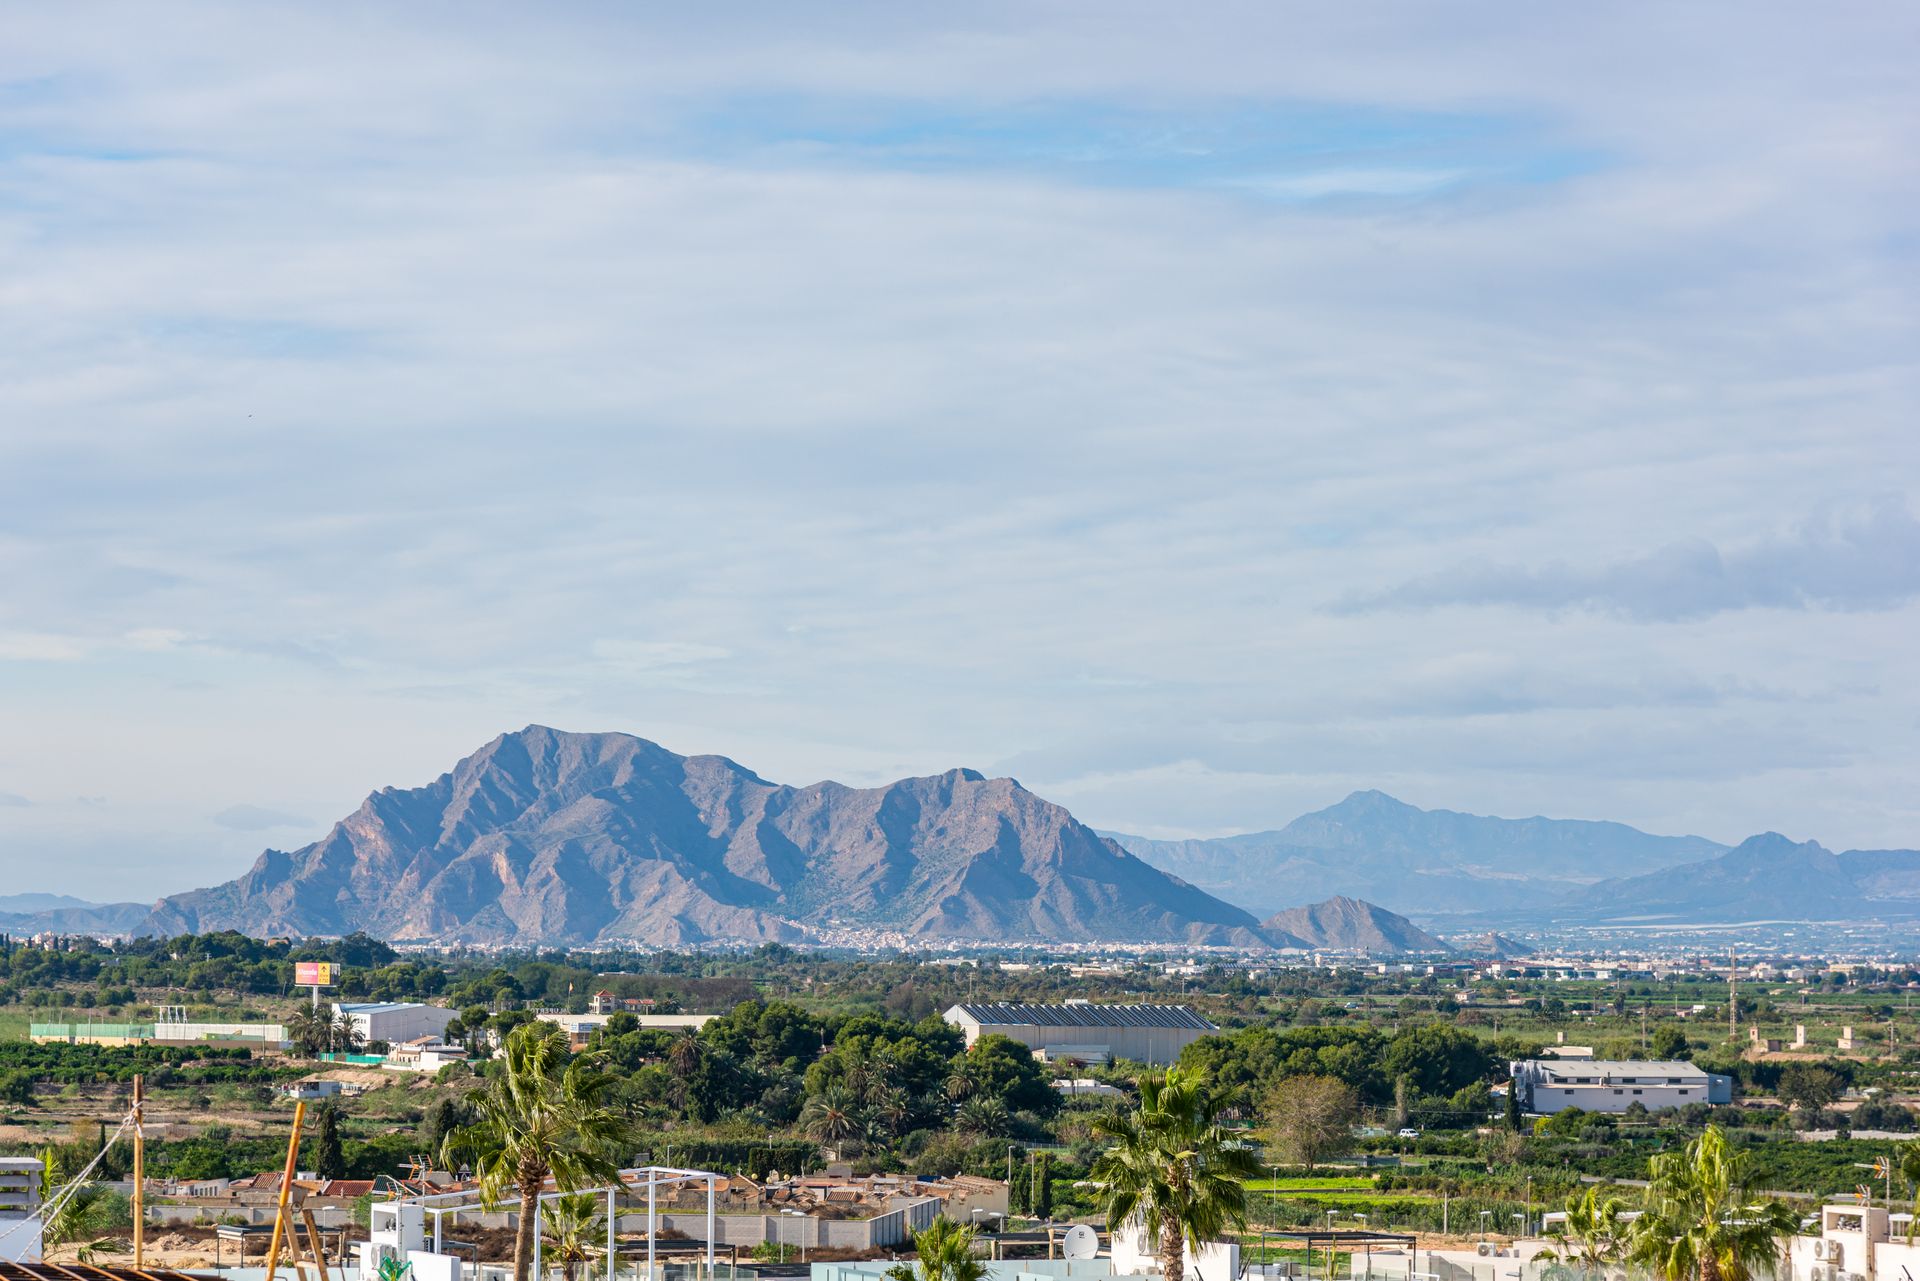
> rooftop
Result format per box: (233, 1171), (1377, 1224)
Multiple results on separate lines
(948, 1002), (1216, 1031)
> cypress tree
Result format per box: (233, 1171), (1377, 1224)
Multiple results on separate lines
(313, 1102), (347, 1179)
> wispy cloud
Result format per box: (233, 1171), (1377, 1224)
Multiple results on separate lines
(1340, 499), (1920, 621)
(212, 804), (311, 832)
(0, 2), (1914, 893)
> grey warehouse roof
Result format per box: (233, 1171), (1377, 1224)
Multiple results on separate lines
(950, 1003), (1216, 1031)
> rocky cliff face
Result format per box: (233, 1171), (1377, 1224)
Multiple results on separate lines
(143, 726), (1270, 947)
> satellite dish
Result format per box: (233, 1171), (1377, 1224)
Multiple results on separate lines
(1063, 1225), (1099, 1260)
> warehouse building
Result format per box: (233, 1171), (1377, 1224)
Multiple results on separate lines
(1508, 1058), (1732, 1114)
(333, 1001), (457, 1046)
(943, 1002), (1216, 1066)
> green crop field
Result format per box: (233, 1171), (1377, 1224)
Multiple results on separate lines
(1248, 1177), (1376, 1192)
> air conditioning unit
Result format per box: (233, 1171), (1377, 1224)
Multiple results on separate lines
(1477, 1244), (1496, 1257)
(1813, 1241), (1831, 1261)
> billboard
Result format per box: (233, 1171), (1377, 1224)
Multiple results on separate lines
(294, 962), (337, 987)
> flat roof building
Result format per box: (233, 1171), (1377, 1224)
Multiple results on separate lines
(334, 1002), (457, 1046)
(1509, 1058), (1732, 1114)
(944, 1002), (1215, 1066)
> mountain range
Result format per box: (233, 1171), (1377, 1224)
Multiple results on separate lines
(1103, 791), (1726, 917)
(21, 725), (1915, 950)
(142, 726), (1276, 949)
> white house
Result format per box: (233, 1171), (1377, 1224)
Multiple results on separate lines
(1508, 1058), (1732, 1114)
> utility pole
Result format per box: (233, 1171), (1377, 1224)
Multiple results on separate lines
(1729, 950), (1738, 1042)
(132, 1075), (145, 1271)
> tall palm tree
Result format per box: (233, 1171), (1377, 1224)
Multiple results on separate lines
(1543, 1187), (1633, 1280)
(442, 1023), (630, 1281)
(540, 1192), (605, 1281)
(330, 1010), (365, 1053)
(1088, 1066), (1262, 1281)
(886, 1217), (986, 1281)
(1627, 1126), (1799, 1281)
(285, 1007), (328, 1058)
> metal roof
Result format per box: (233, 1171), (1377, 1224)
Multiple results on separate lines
(1527, 1059), (1707, 1076)
(0, 1264), (213, 1281)
(950, 1002), (1216, 1031)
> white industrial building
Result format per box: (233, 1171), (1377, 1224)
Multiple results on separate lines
(943, 1002), (1216, 1066)
(335, 1002), (458, 1046)
(1509, 1057), (1732, 1114)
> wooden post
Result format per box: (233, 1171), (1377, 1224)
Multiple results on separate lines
(132, 1075), (145, 1270)
(301, 1208), (333, 1281)
(265, 1101), (309, 1281)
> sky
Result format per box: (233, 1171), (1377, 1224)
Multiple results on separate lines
(0, 3), (1916, 901)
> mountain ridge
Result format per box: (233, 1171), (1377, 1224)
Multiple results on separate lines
(143, 726), (1272, 948)
(1105, 791), (1730, 917)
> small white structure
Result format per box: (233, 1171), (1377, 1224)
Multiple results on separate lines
(1111, 1222), (1240, 1281)
(336, 1002), (458, 1045)
(0, 1156), (44, 1263)
(1784, 1202), (1920, 1281)
(385, 1036), (469, 1073)
(1509, 1058), (1732, 1113)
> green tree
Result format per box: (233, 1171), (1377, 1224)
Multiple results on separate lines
(1898, 1141), (1920, 1243)
(1543, 1187), (1632, 1277)
(1506, 1080), (1524, 1132)
(1089, 1066), (1261, 1281)
(964, 1035), (1060, 1116)
(1627, 1126), (1799, 1281)
(312, 1103), (347, 1180)
(885, 1217), (986, 1281)
(1776, 1065), (1843, 1113)
(801, 1085), (866, 1150)
(540, 1192), (605, 1281)
(441, 1023), (629, 1281)
(1650, 1026), (1691, 1060)
(1032, 1151), (1053, 1221)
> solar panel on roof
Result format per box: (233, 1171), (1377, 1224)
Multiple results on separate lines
(954, 1003), (1215, 1031)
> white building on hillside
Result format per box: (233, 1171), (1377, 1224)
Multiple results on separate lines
(1509, 1058), (1732, 1114)
(335, 1002), (457, 1046)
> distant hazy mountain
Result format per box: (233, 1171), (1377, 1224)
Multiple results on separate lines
(0, 896), (150, 935)
(1573, 833), (1920, 923)
(142, 726), (1270, 948)
(1455, 931), (1535, 958)
(1106, 790), (1726, 917)
(1260, 896), (1451, 954)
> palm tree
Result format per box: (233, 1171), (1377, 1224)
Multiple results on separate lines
(1542, 1187), (1632, 1280)
(540, 1192), (605, 1281)
(331, 1010), (366, 1053)
(38, 1147), (128, 1263)
(442, 1022), (630, 1281)
(802, 1085), (865, 1150)
(285, 1007), (328, 1058)
(945, 1066), (977, 1102)
(1088, 1066), (1261, 1281)
(955, 1096), (1009, 1137)
(1627, 1126), (1800, 1281)
(1899, 1141), (1920, 1244)
(886, 1217), (986, 1281)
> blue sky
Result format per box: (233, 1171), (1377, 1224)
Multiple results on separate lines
(0, 2), (1915, 899)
